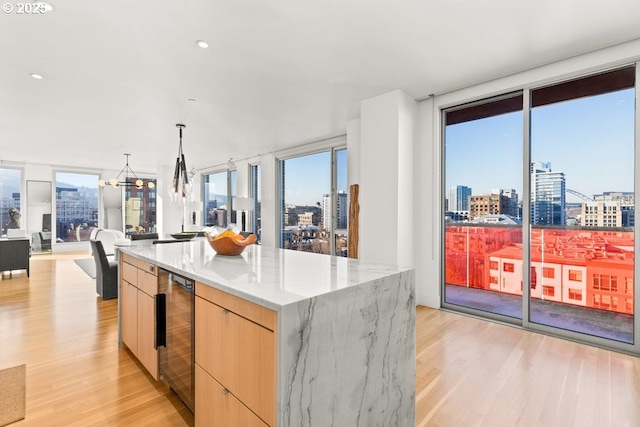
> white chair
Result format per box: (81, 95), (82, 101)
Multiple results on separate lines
(89, 229), (125, 258)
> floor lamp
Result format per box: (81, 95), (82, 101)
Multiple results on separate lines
(233, 197), (254, 233)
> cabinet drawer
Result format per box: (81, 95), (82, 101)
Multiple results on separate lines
(195, 296), (275, 426)
(121, 253), (136, 267)
(137, 269), (158, 296)
(136, 259), (157, 276)
(195, 282), (276, 331)
(121, 260), (138, 285)
(196, 364), (268, 427)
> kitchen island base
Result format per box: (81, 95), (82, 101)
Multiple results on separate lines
(118, 243), (415, 427)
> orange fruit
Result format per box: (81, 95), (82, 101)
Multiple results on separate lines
(214, 230), (236, 240)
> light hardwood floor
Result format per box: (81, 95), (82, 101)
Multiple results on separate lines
(1, 253), (640, 426)
(416, 304), (640, 427)
(0, 252), (192, 427)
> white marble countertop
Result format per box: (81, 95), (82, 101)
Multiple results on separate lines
(118, 240), (412, 311)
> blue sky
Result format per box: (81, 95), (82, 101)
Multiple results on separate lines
(283, 149), (347, 206)
(445, 88), (635, 201)
(202, 149), (347, 206)
(56, 172), (100, 188)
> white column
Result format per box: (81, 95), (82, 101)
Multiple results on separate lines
(414, 97), (440, 307)
(359, 90), (416, 268)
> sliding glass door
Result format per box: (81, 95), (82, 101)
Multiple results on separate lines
(443, 65), (637, 351)
(443, 92), (524, 321)
(528, 67), (635, 343)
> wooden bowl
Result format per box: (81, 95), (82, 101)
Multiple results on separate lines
(205, 231), (257, 256)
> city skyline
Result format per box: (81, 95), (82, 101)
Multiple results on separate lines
(446, 88), (635, 201)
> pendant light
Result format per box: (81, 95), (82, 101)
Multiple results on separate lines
(98, 153), (155, 189)
(169, 123), (191, 202)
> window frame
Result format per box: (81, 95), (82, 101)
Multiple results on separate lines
(54, 170), (100, 243)
(201, 168), (237, 228)
(440, 62), (639, 354)
(275, 139), (347, 256)
(0, 166), (23, 236)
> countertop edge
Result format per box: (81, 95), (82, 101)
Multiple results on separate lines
(117, 245), (415, 312)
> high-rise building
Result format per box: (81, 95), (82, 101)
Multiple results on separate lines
(322, 194), (331, 229)
(594, 191), (634, 205)
(337, 191), (347, 229)
(468, 189), (519, 221)
(581, 201), (627, 227)
(582, 199), (635, 228)
(469, 193), (503, 220)
(322, 191), (348, 230)
(448, 185), (472, 212)
(55, 187), (98, 224)
(496, 188), (519, 218)
(531, 161), (565, 225)
(298, 212), (314, 226)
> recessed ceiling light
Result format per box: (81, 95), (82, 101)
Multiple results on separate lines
(196, 40), (209, 49)
(30, 73), (44, 80)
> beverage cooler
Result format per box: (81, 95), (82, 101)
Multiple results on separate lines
(156, 268), (195, 413)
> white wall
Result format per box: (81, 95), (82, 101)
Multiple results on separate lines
(160, 164), (183, 236)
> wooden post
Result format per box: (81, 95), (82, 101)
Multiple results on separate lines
(348, 184), (359, 259)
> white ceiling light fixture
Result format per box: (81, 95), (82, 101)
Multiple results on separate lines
(98, 153), (155, 189)
(30, 73), (44, 80)
(196, 40), (209, 49)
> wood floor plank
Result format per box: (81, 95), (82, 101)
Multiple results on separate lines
(1, 253), (192, 427)
(416, 307), (640, 427)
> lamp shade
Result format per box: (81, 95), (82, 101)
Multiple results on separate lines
(233, 197), (254, 211)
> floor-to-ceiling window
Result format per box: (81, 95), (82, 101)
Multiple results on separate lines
(529, 66), (635, 343)
(0, 168), (21, 236)
(55, 172), (99, 242)
(203, 169), (236, 228)
(443, 92), (524, 320)
(278, 146), (347, 256)
(443, 64), (637, 351)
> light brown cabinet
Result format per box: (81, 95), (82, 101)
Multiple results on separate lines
(195, 282), (276, 427)
(121, 280), (138, 355)
(120, 253), (159, 380)
(195, 364), (268, 427)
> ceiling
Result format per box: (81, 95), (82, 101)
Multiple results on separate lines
(2, 0), (640, 174)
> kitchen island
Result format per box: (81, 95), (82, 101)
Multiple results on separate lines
(118, 240), (415, 427)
